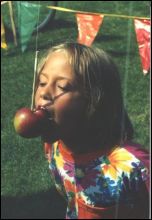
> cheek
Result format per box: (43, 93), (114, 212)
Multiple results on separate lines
(34, 89), (40, 107)
(54, 95), (87, 125)
(35, 91), (38, 102)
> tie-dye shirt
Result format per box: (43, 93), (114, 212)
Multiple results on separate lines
(44, 141), (149, 219)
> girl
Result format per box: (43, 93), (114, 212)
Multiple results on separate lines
(35, 42), (149, 219)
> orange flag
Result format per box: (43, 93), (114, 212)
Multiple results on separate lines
(76, 13), (104, 46)
(134, 19), (150, 75)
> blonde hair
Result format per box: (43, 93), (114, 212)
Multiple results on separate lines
(36, 42), (134, 146)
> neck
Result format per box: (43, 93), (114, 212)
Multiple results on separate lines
(57, 120), (117, 154)
(59, 130), (107, 154)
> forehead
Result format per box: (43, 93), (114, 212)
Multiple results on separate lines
(41, 51), (73, 78)
(47, 50), (69, 65)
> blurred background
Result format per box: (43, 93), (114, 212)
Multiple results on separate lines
(1, 1), (150, 218)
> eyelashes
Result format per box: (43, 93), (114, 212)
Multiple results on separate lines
(57, 85), (73, 92)
(39, 82), (46, 87)
(38, 81), (74, 92)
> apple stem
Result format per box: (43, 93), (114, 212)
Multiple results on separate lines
(31, 50), (39, 110)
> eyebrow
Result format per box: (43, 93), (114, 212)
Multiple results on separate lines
(40, 72), (72, 81)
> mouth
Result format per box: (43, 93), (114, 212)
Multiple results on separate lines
(38, 104), (54, 121)
(38, 100), (54, 109)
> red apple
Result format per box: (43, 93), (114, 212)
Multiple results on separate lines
(14, 107), (49, 138)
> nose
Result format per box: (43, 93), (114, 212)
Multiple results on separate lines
(40, 86), (53, 102)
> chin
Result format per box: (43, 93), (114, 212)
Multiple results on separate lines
(41, 123), (59, 143)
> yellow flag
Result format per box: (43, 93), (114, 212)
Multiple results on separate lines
(1, 16), (7, 49)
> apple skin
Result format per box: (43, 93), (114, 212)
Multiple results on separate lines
(14, 107), (49, 138)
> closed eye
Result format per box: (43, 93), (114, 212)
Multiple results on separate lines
(39, 82), (47, 87)
(57, 85), (73, 92)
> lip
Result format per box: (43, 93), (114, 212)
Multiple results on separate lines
(40, 101), (54, 108)
(37, 102), (54, 120)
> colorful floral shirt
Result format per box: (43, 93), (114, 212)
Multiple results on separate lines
(44, 141), (149, 219)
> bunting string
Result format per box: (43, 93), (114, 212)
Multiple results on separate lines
(1, 2), (150, 75)
(47, 6), (150, 20)
(1, 2), (150, 19)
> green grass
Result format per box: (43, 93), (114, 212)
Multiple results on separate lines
(1, 1), (150, 217)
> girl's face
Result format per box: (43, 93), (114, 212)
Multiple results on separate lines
(35, 51), (87, 140)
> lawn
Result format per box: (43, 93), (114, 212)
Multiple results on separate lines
(1, 1), (150, 218)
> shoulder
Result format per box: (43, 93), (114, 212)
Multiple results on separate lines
(100, 143), (149, 184)
(106, 142), (150, 191)
(107, 141), (149, 170)
(123, 141), (149, 169)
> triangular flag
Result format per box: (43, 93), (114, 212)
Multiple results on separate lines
(76, 13), (104, 46)
(1, 16), (7, 49)
(134, 19), (150, 75)
(17, 2), (40, 52)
